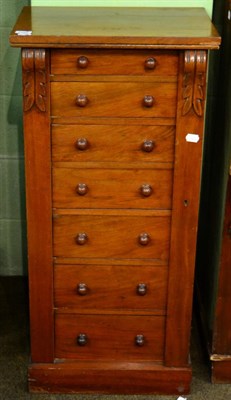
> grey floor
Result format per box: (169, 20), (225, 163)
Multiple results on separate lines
(1, 277), (231, 400)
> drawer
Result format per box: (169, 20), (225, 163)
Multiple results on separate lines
(55, 314), (165, 361)
(52, 125), (175, 163)
(51, 49), (178, 76)
(53, 214), (170, 261)
(54, 264), (168, 310)
(52, 168), (173, 210)
(51, 82), (177, 118)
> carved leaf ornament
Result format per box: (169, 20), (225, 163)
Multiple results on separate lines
(22, 49), (47, 112)
(182, 50), (207, 117)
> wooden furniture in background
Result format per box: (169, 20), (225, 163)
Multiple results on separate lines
(10, 6), (220, 394)
(196, 0), (231, 383)
(212, 174), (231, 382)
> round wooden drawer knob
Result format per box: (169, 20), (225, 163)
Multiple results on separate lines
(77, 283), (88, 296)
(144, 57), (156, 70)
(141, 140), (155, 153)
(143, 95), (154, 108)
(140, 184), (153, 197)
(76, 94), (89, 107)
(76, 232), (88, 245)
(138, 233), (150, 246)
(77, 333), (88, 346)
(77, 56), (89, 69)
(137, 283), (147, 296)
(76, 138), (89, 151)
(76, 183), (88, 196)
(135, 334), (145, 346)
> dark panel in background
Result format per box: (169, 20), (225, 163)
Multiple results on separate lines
(196, 0), (231, 383)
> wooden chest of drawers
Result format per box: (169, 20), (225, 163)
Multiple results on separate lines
(10, 6), (220, 395)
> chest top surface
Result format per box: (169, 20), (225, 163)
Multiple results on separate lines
(10, 6), (220, 49)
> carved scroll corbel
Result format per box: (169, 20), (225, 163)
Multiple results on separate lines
(182, 50), (207, 117)
(22, 49), (35, 112)
(22, 49), (47, 112)
(34, 49), (47, 112)
(193, 51), (207, 117)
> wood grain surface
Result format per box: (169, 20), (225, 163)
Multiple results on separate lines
(52, 167), (173, 209)
(55, 313), (165, 361)
(51, 49), (179, 75)
(10, 7), (220, 49)
(51, 81), (177, 118)
(53, 214), (170, 260)
(52, 124), (175, 163)
(54, 264), (168, 310)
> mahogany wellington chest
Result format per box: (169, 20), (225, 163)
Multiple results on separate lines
(10, 6), (220, 395)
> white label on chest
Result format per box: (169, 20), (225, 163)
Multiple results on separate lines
(186, 133), (200, 143)
(15, 30), (32, 36)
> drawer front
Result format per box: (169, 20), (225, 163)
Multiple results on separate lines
(54, 264), (168, 310)
(51, 49), (178, 76)
(52, 125), (175, 163)
(53, 168), (173, 210)
(51, 82), (177, 118)
(53, 215), (170, 260)
(55, 314), (165, 361)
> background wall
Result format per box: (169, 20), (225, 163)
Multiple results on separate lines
(0, 0), (29, 275)
(31, 0), (213, 17)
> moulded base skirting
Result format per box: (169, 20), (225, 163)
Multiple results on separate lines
(28, 361), (192, 394)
